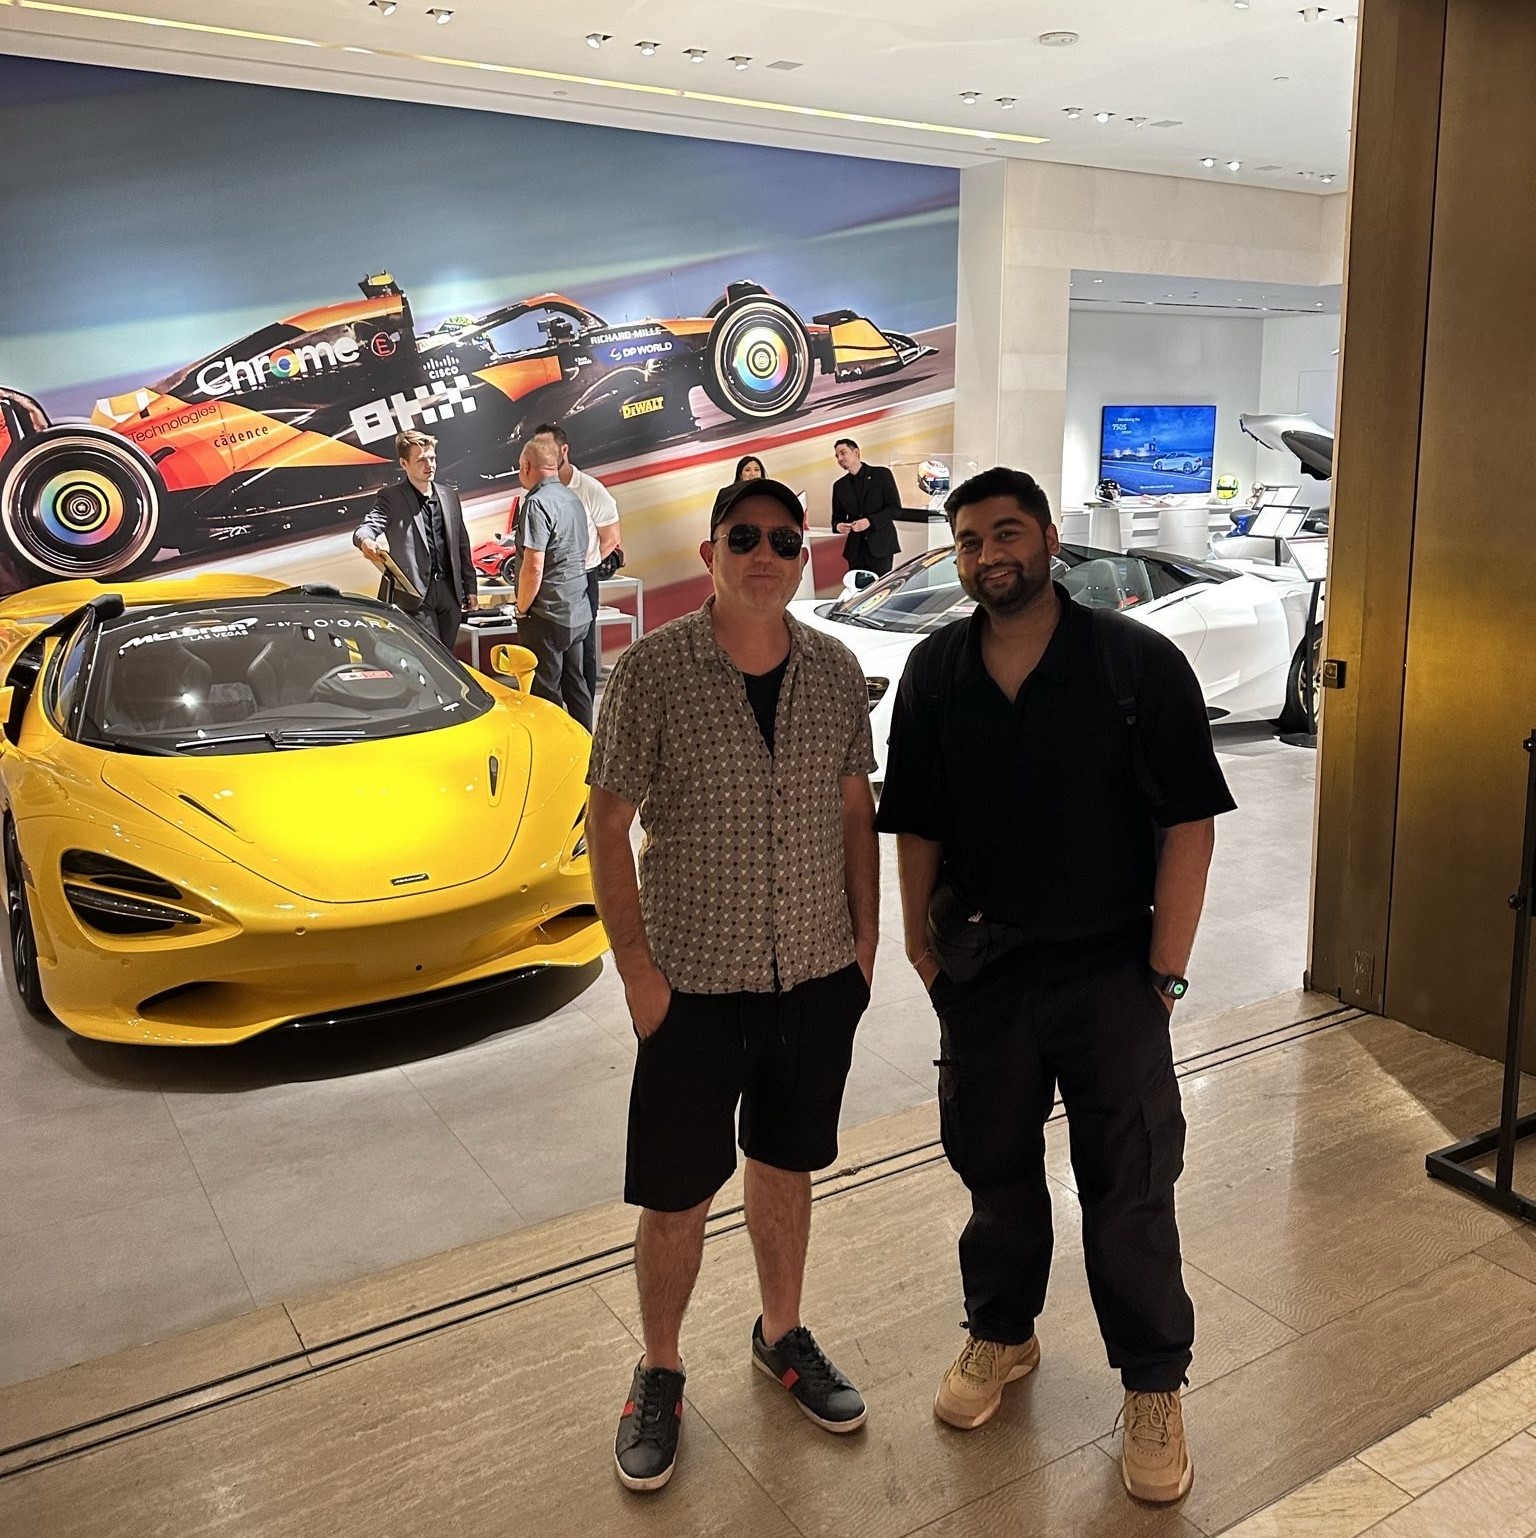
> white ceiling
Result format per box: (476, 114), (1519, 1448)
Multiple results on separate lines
(1071, 270), (1343, 319)
(0, 0), (1359, 188)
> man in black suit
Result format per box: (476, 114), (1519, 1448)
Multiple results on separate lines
(354, 429), (478, 648)
(831, 437), (902, 577)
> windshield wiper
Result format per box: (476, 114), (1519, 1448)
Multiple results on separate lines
(84, 734), (181, 757)
(175, 731), (282, 752)
(173, 728), (371, 752)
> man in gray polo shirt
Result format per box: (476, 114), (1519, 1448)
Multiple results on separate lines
(512, 436), (593, 728)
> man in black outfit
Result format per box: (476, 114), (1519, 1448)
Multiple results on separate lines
(877, 466), (1234, 1507)
(831, 437), (901, 576)
(353, 429), (477, 648)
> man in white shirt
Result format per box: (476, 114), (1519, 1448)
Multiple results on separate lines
(533, 424), (622, 698)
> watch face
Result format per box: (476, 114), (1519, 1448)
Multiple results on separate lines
(1168, 977), (1189, 999)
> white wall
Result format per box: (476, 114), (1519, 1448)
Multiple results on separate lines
(1063, 311), (1264, 510)
(956, 158), (1345, 510)
(1254, 312), (1342, 487)
(1060, 308), (1343, 510)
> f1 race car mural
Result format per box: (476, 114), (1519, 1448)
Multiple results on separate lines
(0, 274), (936, 589)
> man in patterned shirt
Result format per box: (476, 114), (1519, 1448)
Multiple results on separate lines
(587, 477), (880, 1493)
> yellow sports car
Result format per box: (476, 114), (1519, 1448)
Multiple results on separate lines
(0, 574), (606, 1044)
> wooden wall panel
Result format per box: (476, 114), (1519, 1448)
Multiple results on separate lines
(1384, 0), (1536, 1059)
(1309, 0), (1445, 1010)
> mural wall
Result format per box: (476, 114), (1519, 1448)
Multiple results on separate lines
(0, 57), (959, 620)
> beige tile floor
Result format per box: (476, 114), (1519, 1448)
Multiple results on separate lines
(1, 1000), (1532, 1536)
(0, 725), (1316, 1388)
(1225, 1349), (1536, 1536)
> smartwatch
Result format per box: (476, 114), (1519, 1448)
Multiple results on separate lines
(1152, 971), (1189, 1002)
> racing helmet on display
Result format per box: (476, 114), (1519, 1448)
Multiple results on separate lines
(1216, 474), (1240, 501)
(916, 459), (951, 496)
(1095, 478), (1122, 503)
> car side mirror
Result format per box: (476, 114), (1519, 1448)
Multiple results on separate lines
(0, 685), (13, 736)
(841, 569), (879, 595)
(489, 644), (538, 693)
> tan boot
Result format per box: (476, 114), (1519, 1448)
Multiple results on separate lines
(1119, 1388), (1194, 1503)
(933, 1334), (1040, 1429)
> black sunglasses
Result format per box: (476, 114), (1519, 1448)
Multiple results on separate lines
(714, 523), (804, 559)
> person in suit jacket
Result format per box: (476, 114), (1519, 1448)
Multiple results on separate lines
(831, 438), (902, 576)
(353, 429), (478, 648)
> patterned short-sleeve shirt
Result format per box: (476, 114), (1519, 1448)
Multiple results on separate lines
(587, 601), (876, 993)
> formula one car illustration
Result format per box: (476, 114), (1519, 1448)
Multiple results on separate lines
(0, 572), (606, 1042)
(0, 274), (936, 587)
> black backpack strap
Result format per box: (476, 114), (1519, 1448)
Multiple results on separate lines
(1090, 607), (1166, 817)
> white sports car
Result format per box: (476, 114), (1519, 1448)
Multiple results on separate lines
(791, 543), (1322, 780)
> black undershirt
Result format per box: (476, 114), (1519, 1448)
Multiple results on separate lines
(742, 658), (789, 754)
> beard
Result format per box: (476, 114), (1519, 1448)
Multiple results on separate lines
(962, 556), (1052, 616)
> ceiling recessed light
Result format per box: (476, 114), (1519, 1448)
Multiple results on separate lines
(729, 55), (751, 70)
(1092, 277), (1104, 284)
(1299, 5), (1327, 20)
(368, 0), (397, 13)
(1039, 30), (1079, 46)
(1127, 116), (1148, 127)
(1315, 302), (1325, 308)
(683, 47), (707, 63)
(996, 97), (1016, 109)
(1234, 0), (1250, 8)
(1200, 156), (1217, 168)
(1063, 106), (1083, 120)
(1227, 159), (1242, 171)
(636, 40), (658, 56)
(1273, 75), (1291, 82)
(1320, 173), (1337, 184)
(959, 91), (980, 105)
(426, 6), (452, 21)
(1094, 111), (1113, 123)
(585, 32), (609, 49)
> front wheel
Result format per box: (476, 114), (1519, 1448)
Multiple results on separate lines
(4, 819), (50, 1022)
(701, 296), (814, 423)
(1277, 634), (1321, 734)
(1, 427), (165, 583)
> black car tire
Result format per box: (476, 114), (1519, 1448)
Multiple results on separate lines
(1277, 633), (1322, 734)
(4, 819), (50, 1022)
(0, 427), (165, 583)
(499, 554), (518, 584)
(702, 296), (814, 423)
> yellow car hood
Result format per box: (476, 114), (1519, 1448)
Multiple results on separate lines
(100, 714), (533, 903)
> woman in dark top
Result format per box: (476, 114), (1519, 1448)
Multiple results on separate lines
(711, 455), (767, 519)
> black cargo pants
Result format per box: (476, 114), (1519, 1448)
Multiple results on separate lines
(931, 948), (1194, 1392)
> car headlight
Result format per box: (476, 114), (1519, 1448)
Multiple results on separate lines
(61, 849), (203, 936)
(866, 677), (891, 712)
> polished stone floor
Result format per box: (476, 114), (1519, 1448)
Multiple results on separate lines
(1, 995), (1532, 1536)
(0, 724), (1314, 1388)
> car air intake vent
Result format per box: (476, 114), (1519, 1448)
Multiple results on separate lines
(866, 677), (891, 712)
(64, 884), (201, 935)
(62, 850), (182, 900)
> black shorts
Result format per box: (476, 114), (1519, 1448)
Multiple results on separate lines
(624, 962), (870, 1212)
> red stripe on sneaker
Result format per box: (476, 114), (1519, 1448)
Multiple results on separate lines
(675, 1402), (684, 1418)
(781, 1368), (799, 1389)
(621, 1401), (634, 1418)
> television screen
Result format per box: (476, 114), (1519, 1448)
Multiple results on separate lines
(1099, 405), (1217, 495)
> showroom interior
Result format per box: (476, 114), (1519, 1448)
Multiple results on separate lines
(1, 1), (1534, 1535)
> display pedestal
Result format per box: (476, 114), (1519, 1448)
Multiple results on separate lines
(1156, 504), (1212, 559)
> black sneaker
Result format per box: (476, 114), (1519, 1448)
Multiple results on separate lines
(751, 1317), (867, 1433)
(613, 1358), (686, 1492)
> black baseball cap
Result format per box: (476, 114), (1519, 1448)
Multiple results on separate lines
(709, 477), (806, 535)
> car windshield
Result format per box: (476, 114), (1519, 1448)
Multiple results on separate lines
(824, 543), (1226, 634)
(77, 597), (492, 754)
